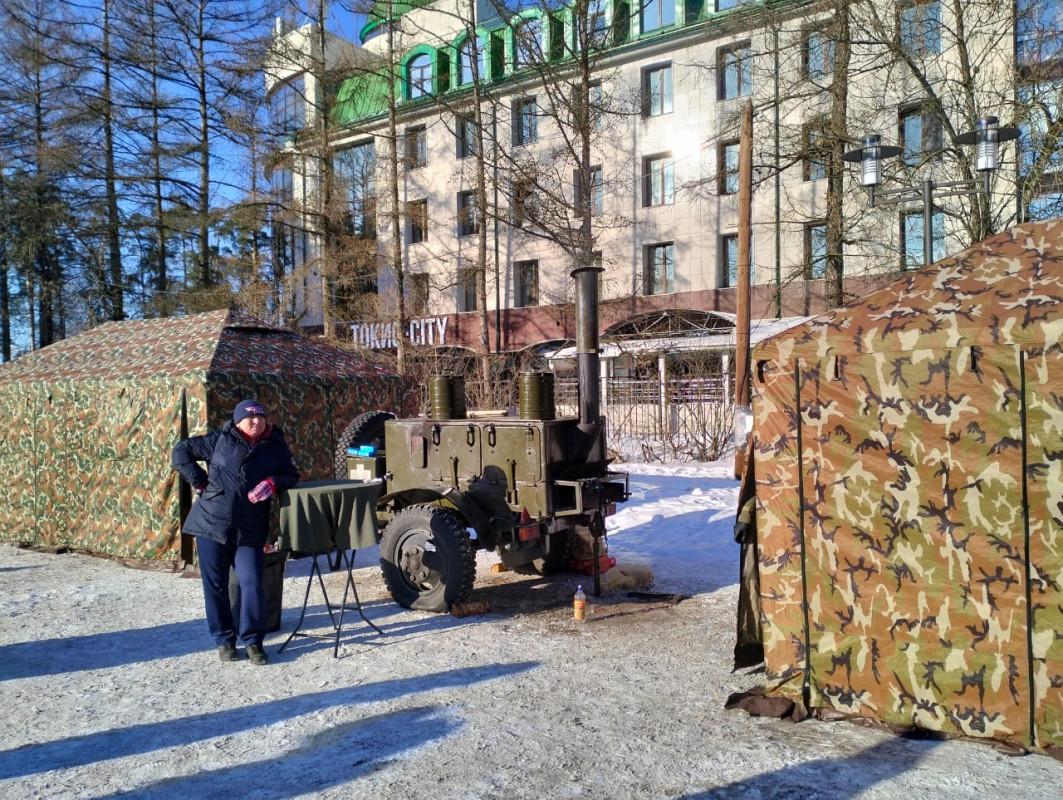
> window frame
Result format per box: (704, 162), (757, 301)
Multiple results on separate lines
(804, 222), (828, 279)
(458, 190), (480, 237)
(407, 198), (428, 244)
(900, 208), (946, 270)
(802, 24), (835, 80)
(640, 0), (676, 35)
(802, 122), (828, 181)
(898, 104), (943, 167)
(407, 53), (433, 100)
(643, 242), (676, 295)
(460, 266), (479, 311)
(717, 41), (752, 100)
(643, 152), (675, 207)
(513, 97), (538, 146)
(719, 233), (739, 288)
(897, 0), (941, 57)
(405, 125), (427, 169)
(514, 259), (540, 307)
(457, 114), (479, 159)
(407, 272), (430, 316)
(718, 140), (740, 195)
(574, 164), (604, 217)
(642, 62), (674, 117)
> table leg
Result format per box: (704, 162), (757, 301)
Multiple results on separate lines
(278, 555), (338, 654)
(333, 549), (385, 657)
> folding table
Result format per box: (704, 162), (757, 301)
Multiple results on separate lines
(277, 479), (384, 656)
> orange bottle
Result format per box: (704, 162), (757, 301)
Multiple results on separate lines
(573, 585), (587, 621)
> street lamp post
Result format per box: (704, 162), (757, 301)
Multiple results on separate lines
(843, 116), (1019, 267)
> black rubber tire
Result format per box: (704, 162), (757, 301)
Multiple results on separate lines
(333, 410), (396, 479)
(380, 504), (476, 612)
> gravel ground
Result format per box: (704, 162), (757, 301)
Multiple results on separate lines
(1, 539), (1060, 800)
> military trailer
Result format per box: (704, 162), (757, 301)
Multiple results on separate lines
(336, 263), (628, 612)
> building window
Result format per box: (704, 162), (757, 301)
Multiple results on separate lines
(460, 267), (479, 310)
(574, 81), (604, 130)
(270, 166), (293, 204)
(641, 0), (675, 33)
(457, 115), (479, 158)
(805, 223), (828, 279)
(458, 190), (479, 236)
(586, 0), (610, 46)
(1017, 0), (1063, 67)
(716, 0), (754, 9)
(644, 242), (675, 295)
(515, 259), (539, 306)
(899, 105), (943, 167)
(718, 42), (751, 100)
(803, 25), (835, 80)
(642, 153), (674, 207)
(720, 233), (739, 287)
(1027, 191), (1063, 222)
(459, 35), (488, 84)
(512, 176), (536, 227)
(803, 122), (828, 181)
(898, 0), (941, 57)
(407, 199), (428, 244)
(407, 53), (432, 99)
(514, 98), (538, 145)
(574, 165), (603, 216)
(269, 80), (305, 137)
(407, 273), (429, 316)
(335, 141), (376, 238)
(718, 140), (739, 195)
(1019, 80), (1063, 184)
(405, 126), (427, 169)
(515, 16), (544, 68)
(901, 209), (946, 269)
(642, 63), (673, 117)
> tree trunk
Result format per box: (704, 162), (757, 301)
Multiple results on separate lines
(825, 0), (851, 309)
(102, 0), (124, 320)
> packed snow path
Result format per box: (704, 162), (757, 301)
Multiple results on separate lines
(1, 462), (1060, 799)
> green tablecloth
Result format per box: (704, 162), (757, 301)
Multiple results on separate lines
(278, 480), (381, 554)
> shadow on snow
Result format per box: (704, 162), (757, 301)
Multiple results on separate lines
(0, 661), (537, 781)
(678, 736), (942, 800)
(89, 705), (459, 800)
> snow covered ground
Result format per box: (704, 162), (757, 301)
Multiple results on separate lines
(0, 461), (1060, 799)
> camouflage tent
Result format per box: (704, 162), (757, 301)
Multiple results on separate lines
(747, 219), (1063, 753)
(0, 310), (416, 562)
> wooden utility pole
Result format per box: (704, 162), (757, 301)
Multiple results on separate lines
(735, 101), (753, 408)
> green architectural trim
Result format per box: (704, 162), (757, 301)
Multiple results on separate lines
(338, 0), (813, 127)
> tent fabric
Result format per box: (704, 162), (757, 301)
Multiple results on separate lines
(747, 219), (1063, 752)
(0, 310), (417, 561)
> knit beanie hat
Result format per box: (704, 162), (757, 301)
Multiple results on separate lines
(233, 399), (267, 424)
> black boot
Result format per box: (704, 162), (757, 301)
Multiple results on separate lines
(218, 642), (240, 662)
(246, 644), (269, 665)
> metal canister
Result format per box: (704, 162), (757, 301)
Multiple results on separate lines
(429, 375), (467, 420)
(449, 376), (467, 420)
(518, 371), (555, 420)
(429, 375), (453, 419)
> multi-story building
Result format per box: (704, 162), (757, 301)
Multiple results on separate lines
(265, 0), (1061, 359)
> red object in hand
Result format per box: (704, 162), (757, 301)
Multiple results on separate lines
(195, 483), (207, 495)
(247, 478), (275, 503)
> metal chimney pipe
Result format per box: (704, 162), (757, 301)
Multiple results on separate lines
(572, 260), (603, 425)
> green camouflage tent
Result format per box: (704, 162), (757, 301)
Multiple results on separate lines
(746, 219), (1063, 753)
(0, 310), (416, 562)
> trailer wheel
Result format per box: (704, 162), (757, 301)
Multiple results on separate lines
(380, 504), (476, 612)
(333, 410), (395, 479)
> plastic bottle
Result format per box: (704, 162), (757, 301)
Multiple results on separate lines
(573, 584), (587, 621)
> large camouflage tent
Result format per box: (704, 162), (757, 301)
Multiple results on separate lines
(745, 219), (1063, 753)
(0, 310), (416, 563)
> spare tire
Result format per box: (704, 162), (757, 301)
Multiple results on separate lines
(333, 410), (396, 479)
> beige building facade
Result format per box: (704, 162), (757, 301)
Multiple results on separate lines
(266, 0), (1061, 352)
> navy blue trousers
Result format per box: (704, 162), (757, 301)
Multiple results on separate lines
(197, 537), (265, 647)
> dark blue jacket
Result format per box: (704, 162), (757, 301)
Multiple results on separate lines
(171, 421), (300, 547)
